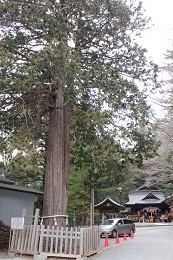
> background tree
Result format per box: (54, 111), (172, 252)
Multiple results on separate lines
(135, 48), (173, 204)
(0, 0), (159, 223)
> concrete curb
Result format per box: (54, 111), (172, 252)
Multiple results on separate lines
(135, 222), (173, 227)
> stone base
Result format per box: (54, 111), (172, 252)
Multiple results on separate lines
(34, 254), (47, 260)
(8, 252), (16, 258)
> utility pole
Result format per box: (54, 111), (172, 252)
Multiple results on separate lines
(90, 189), (95, 226)
(118, 187), (122, 205)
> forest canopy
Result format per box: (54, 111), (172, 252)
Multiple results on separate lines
(0, 0), (159, 219)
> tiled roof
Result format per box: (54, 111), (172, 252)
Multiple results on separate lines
(0, 176), (43, 195)
(125, 189), (165, 205)
(142, 192), (160, 200)
(0, 176), (14, 185)
(135, 199), (163, 204)
(94, 197), (123, 208)
(137, 185), (159, 191)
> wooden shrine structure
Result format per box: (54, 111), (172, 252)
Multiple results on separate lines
(124, 186), (170, 222)
(94, 197), (124, 223)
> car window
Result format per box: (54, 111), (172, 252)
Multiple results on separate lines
(123, 219), (128, 224)
(117, 220), (123, 225)
(102, 219), (114, 225)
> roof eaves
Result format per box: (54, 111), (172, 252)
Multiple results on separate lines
(0, 183), (43, 195)
(94, 197), (123, 208)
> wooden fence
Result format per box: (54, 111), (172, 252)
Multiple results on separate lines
(10, 208), (40, 255)
(10, 224), (41, 255)
(38, 225), (99, 258)
(9, 209), (100, 258)
(10, 224), (100, 258)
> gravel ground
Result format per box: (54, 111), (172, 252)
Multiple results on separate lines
(0, 250), (77, 260)
(0, 249), (32, 259)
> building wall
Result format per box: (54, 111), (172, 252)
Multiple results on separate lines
(0, 189), (36, 226)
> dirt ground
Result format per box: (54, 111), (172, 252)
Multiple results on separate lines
(0, 249), (32, 259)
(0, 249), (76, 260)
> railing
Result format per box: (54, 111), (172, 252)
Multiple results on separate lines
(10, 225), (40, 255)
(9, 209), (100, 258)
(10, 209), (40, 255)
(10, 225), (100, 258)
(40, 215), (69, 225)
(38, 225), (100, 258)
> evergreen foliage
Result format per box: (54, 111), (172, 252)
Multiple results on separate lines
(0, 0), (159, 217)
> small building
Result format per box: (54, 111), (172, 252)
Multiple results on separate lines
(125, 186), (169, 222)
(94, 197), (124, 223)
(0, 176), (43, 226)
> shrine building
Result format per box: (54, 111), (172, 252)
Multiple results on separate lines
(124, 185), (170, 222)
(94, 197), (124, 223)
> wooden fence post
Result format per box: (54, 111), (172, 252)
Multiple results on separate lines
(31, 209), (40, 252)
(39, 225), (45, 253)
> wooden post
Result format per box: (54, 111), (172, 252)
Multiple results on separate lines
(39, 225), (45, 253)
(31, 209), (40, 252)
(90, 189), (94, 226)
(19, 208), (27, 255)
(90, 203), (92, 227)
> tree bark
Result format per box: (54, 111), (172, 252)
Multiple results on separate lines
(43, 86), (70, 226)
(42, 0), (69, 226)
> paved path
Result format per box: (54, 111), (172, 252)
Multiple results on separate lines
(90, 224), (173, 260)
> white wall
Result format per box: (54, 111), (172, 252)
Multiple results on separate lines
(0, 189), (36, 226)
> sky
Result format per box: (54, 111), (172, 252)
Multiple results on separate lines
(140, 0), (173, 65)
(139, 0), (173, 117)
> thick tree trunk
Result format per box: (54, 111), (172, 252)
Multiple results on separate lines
(43, 86), (70, 226)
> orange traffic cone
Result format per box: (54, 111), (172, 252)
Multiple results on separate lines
(116, 232), (120, 244)
(104, 234), (109, 247)
(130, 229), (134, 239)
(123, 230), (127, 241)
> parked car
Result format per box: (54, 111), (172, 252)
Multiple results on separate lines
(99, 218), (135, 238)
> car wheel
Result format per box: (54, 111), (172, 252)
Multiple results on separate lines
(112, 230), (117, 238)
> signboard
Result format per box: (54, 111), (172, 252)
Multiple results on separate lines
(11, 217), (24, 230)
(149, 207), (155, 214)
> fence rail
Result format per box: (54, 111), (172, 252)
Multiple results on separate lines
(10, 225), (40, 255)
(10, 225), (100, 258)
